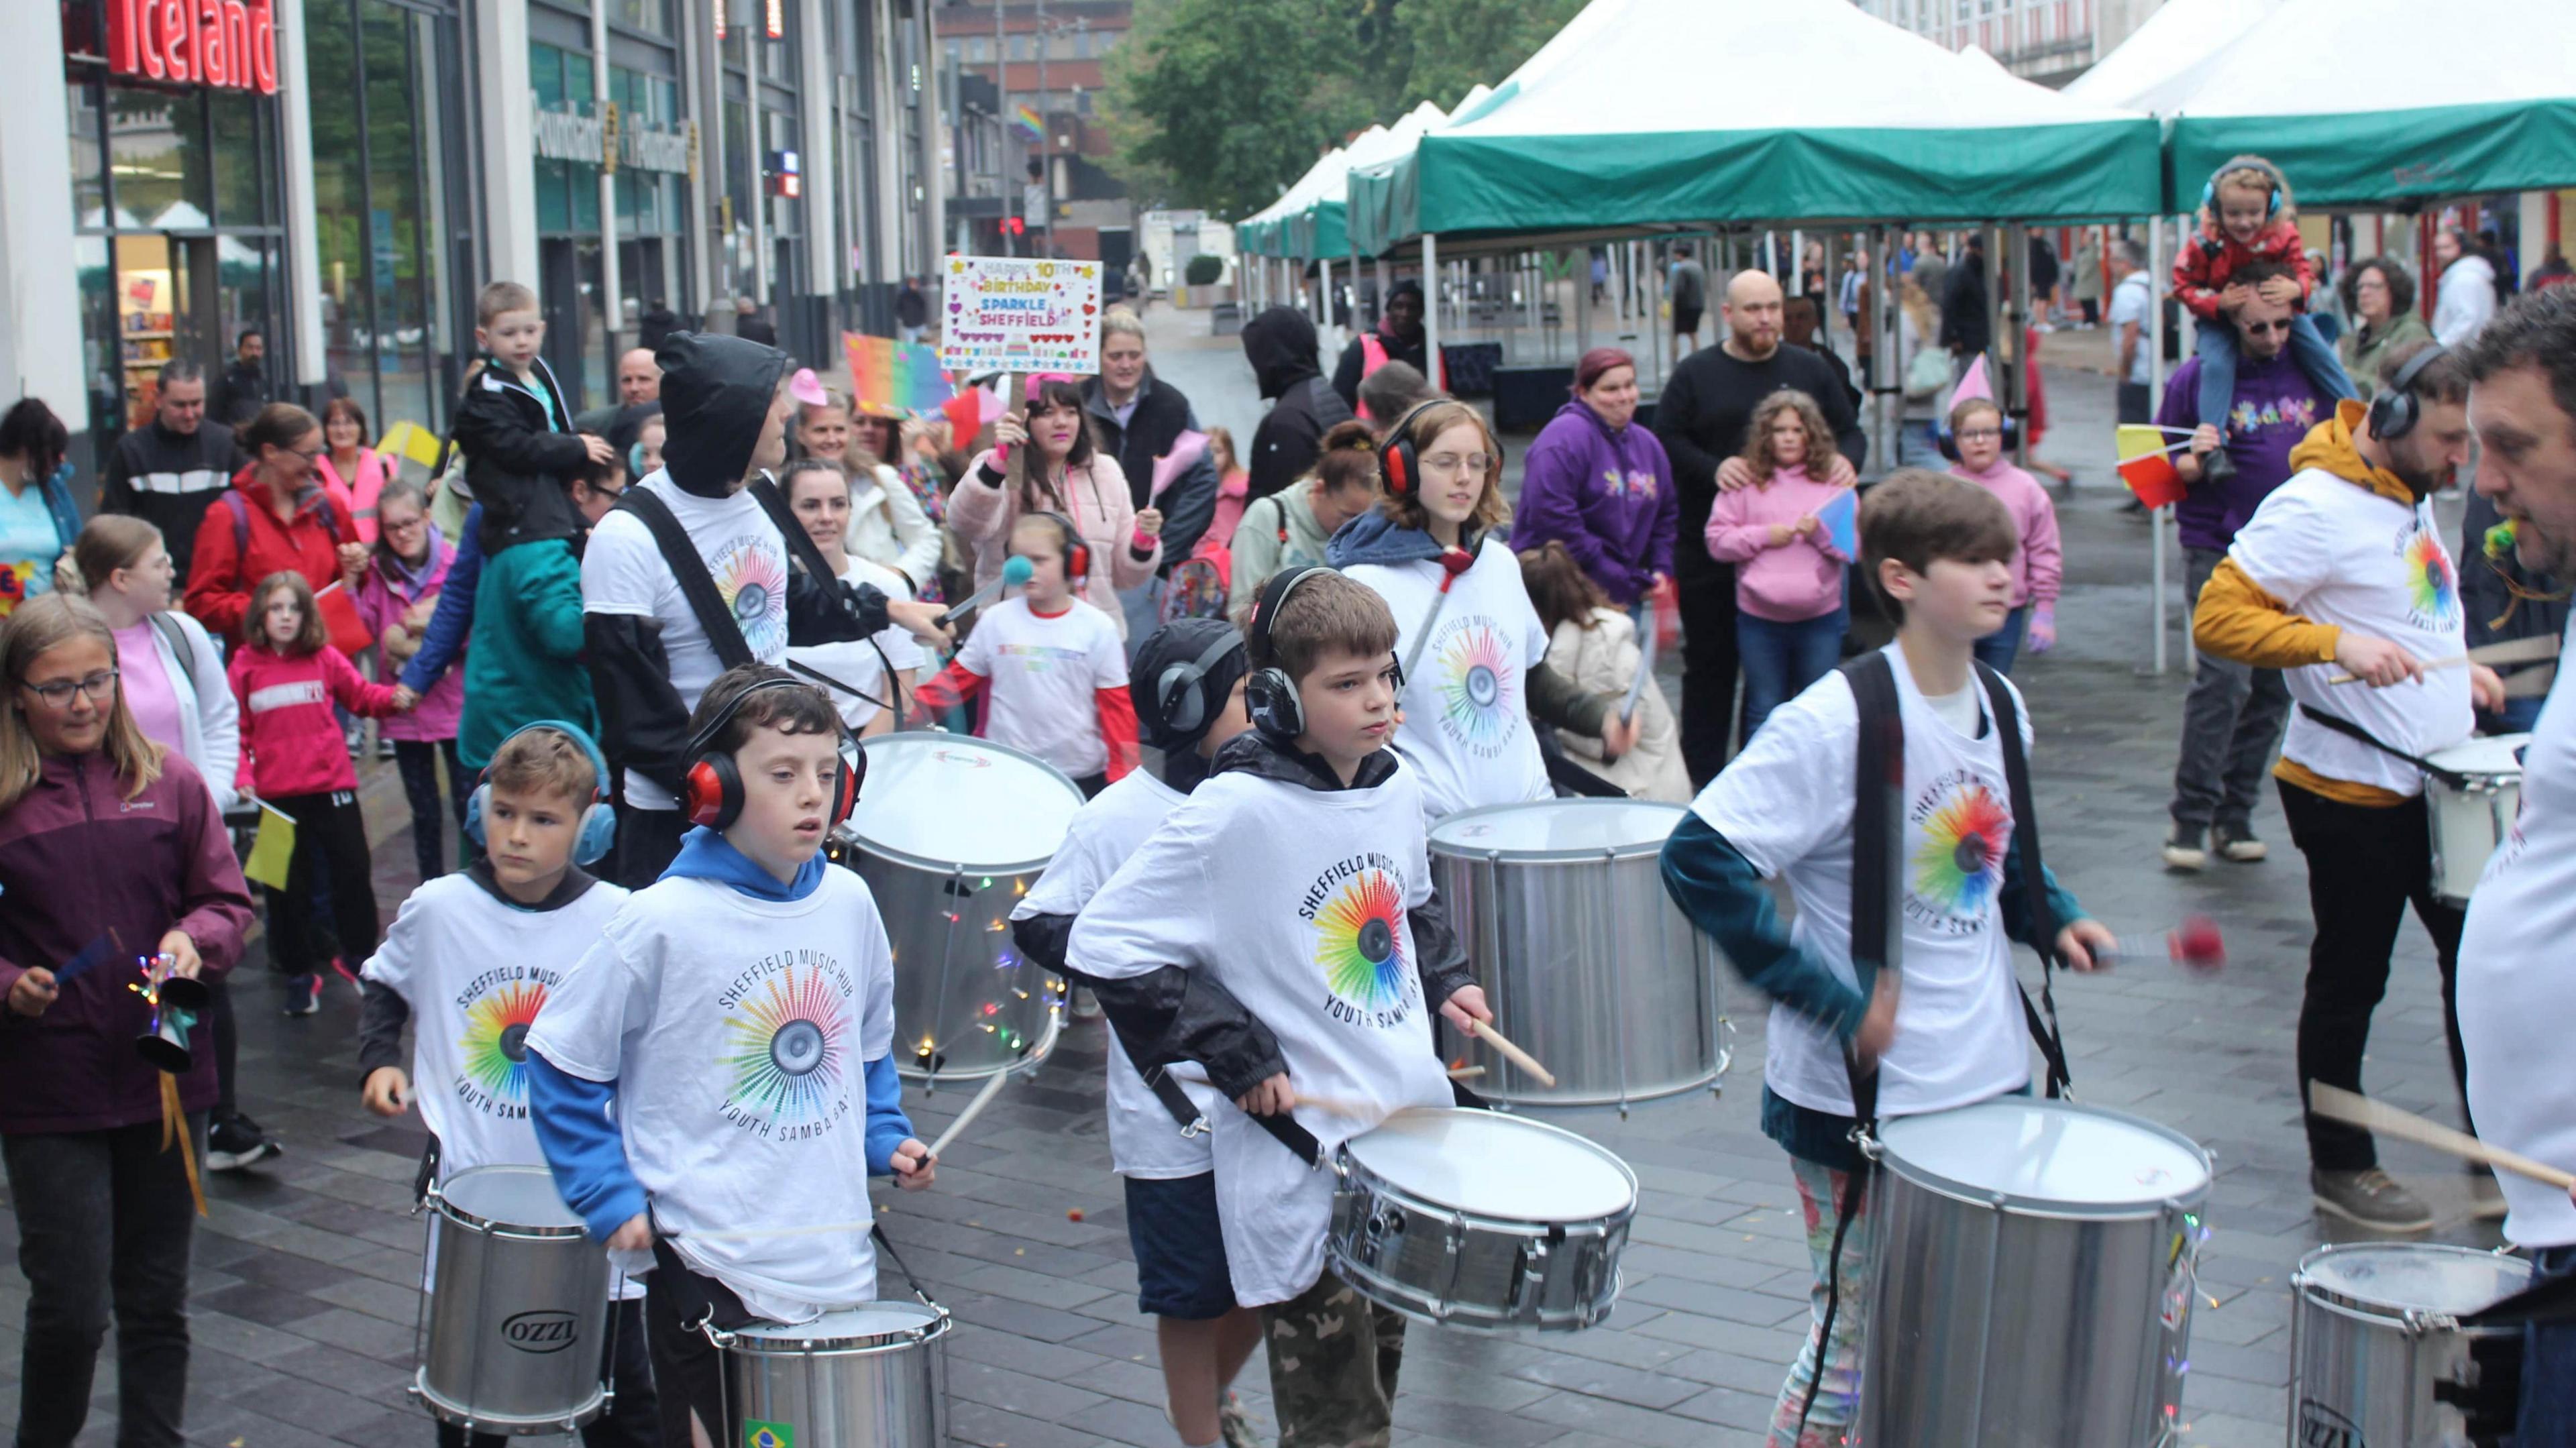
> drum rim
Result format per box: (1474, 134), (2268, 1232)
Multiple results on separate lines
(1336, 1107), (1641, 1223)
(724, 1301), (953, 1354)
(2292, 1241), (2534, 1319)
(846, 733), (1087, 873)
(2424, 732), (2530, 775)
(1427, 798), (1689, 862)
(1873, 1099), (2214, 1215)
(432, 1164), (592, 1239)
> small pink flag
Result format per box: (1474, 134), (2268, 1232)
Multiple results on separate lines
(1152, 431), (1210, 500)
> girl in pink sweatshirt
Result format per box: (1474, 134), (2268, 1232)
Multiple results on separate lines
(1945, 396), (2063, 673)
(1705, 389), (1854, 740)
(229, 570), (409, 1013)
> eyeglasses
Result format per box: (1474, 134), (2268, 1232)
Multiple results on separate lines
(2241, 319), (2293, 336)
(383, 514), (427, 532)
(1423, 453), (1494, 476)
(1955, 428), (2003, 442)
(17, 670), (119, 709)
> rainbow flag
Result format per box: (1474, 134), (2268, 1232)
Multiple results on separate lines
(1013, 105), (1044, 142)
(843, 332), (957, 420)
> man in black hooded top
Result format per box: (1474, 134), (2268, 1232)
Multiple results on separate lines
(582, 331), (951, 885)
(1241, 307), (1356, 502)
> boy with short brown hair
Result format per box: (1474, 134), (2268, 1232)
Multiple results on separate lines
(454, 280), (616, 556)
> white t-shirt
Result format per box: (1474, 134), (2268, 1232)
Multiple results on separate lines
(2228, 468), (2472, 796)
(957, 596), (1128, 779)
(2108, 273), (2154, 387)
(788, 557), (923, 732)
(1692, 645), (2034, 1119)
(1069, 763), (1454, 1305)
(523, 867), (898, 1323)
(1012, 770), (1221, 1179)
(582, 472), (793, 807)
(1342, 537), (1553, 822)
(2458, 622), (2576, 1246)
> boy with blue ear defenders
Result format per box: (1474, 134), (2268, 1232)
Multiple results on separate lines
(355, 720), (663, 1448)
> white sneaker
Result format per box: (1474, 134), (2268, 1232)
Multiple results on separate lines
(2163, 824), (2208, 872)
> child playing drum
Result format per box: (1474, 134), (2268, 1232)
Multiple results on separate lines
(525, 667), (934, 1448)
(1067, 568), (1491, 1448)
(1660, 471), (2115, 1447)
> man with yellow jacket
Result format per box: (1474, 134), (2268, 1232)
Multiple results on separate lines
(2192, 340), (2507, 1233)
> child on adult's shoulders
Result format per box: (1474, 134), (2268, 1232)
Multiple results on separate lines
(453, 280), (617, 556)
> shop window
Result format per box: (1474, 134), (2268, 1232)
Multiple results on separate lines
(67, 78), (107, 224)
(611, 0), (672, 37)
(103, 85), (211, 228)
(209, 91), (265, 229)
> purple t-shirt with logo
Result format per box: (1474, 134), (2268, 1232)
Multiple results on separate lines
(2157, 351), (2330, 553)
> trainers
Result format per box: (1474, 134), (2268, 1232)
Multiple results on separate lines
(2312, 1167), (2434, 1232)
(1218, 1392), (1263, 1448)
(2212, 821), (2268, 862)
(205, 1113), (281, 1172)
(282, 973), (322, 1017)
(2162, 824), (2208, 872)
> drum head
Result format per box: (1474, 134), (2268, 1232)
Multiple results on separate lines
(2300, 1243), (2533, 1315)
(735, 1301), (947, 1350)
(1342, 1109), (1635, 1221)
(1429, 799), (1687, 859)
(439, 1165), (586, 1233)
(2425, 733), (2529, 777)
(1878, 1099), (2210, 1209)
(850, 735), (1084, 869)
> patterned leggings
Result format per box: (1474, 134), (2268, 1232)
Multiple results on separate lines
(1769, 1156), (1876, 1448)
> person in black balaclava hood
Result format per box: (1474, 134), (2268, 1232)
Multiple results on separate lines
(1240, 306), (1355, 503)
(581, 331), (953, 886)
(1330, 278), (1436, 412)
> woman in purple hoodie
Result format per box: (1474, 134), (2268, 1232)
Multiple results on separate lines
(0, 594), (254, 1448)
(1512, 348), (1678, 618)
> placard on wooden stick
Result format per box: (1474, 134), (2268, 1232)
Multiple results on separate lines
(938, 256), (1104, 376)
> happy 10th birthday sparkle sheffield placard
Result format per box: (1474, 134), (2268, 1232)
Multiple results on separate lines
(938, 256), (1104, 376)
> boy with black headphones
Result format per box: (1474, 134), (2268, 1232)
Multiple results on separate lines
(2190, 341), (2509, 1231)
(1068, 566), (1491, 1448)
(912, 510), (1139, 795)
(524, 665), (933, 1447)
(1010, 618), (1264, 1448)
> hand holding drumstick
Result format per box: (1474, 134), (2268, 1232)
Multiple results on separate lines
(1444, 988), (1558, 1089)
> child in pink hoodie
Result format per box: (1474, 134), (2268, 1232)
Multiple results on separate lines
(1943, 396), (2063, 673)
(1705, 389), (1854, 740)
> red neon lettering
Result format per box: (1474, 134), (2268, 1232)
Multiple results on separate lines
(249, 0), (276, 94)
(199, 0), (228, 89)
(161, 0), (191, 82)
(105, 0), (141, 74)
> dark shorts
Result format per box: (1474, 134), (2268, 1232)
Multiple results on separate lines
(1125, 1172), (1236, 1320)
(1674, 304), (1705, 337)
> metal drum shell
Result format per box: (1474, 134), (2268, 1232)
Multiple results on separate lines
(843, 735), (1085, 1083)
(2423, 734), (2528, 905)
(2288, 1243), (2531, 1448)
(416, 1166), (613, 1435)
(1428, 800), (1723, 1107)
(719, 1303), (953, 1448)
(1856, 1102), (2213, 1447)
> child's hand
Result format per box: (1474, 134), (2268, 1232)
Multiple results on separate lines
(2057, 920), (2118, 973)
(889, 1138), (936, 1190)
(1439, 985), (1493, 1034)
(990, 413), (1028, 455)
(606, 1214), (653, 1251)
(1236, 1074), (1295, 1117)
(582, 434), (616, 467)
(338, 543), (370, 585)
(156, 930), (201, 981)
(1853, 972), (1900, 1068)
(1793, 514), (1818, 538)
(887, 599), (954, 650)
(1134, 507), (1164, 537)
(2218, 280), (2255, 312)
(1767, 524), (1794, 549)
(390, 684), (421, 713)
(362, 1066), (411, 1117)
(2257, 276), (2300, 308)
(1601, 707), (1642, 761)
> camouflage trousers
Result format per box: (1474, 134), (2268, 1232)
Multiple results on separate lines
(1259, 1271), (1407, 1448)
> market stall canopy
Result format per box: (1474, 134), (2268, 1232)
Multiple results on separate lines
(2060, 0), (2282, 117)
(1289, 101), (1451, 260)
(1237, 145), (1350, 258)
(1348, 0), (2159, 252)
(2161, 0), (2576, 209)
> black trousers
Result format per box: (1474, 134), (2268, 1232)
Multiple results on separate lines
(394, 737), (475, 883)
(641, 1264), (745, 1448)
(2280, 781), (2471, 1172)
(262, 789), (377, 978)
(1676, 561), (1741, 789)
(608, 804), (689, 892)
(3, 1115), (205, 1448)
(436, 1298), (657, 1448)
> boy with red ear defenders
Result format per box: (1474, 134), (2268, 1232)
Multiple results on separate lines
(525, 665), (932, 1446)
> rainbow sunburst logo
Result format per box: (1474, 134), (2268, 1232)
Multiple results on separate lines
(1315, 871), (1407, 1008)
(720, 966), (848, 1123)
(460, 981), (547, 1103)
(1912, 783), (2009, 916)
(716, 541), (789, 657)
(2405, 528), (2459, 625)
(1437, 624), (1516, 748)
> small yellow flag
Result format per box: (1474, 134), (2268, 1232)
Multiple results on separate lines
(2115, 424), (2176, 462)
(243, 803), (297, 891)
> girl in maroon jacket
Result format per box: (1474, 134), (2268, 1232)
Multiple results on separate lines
(0, 594), (254, 1448)
(228, 570), (412, 1015)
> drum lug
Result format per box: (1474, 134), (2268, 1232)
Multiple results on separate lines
(1506, 1237), (1549, 1318)
(2400, 1307), (2460, 1337)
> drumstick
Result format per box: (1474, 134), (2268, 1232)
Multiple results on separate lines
(1463, 1017), (1558, 1089)
(924, 1070), (1012, 1160)
(2328, 655), (2468, 685)
(1293, 1091), (1375, 1117)
(1446, 1065), (1485, 1081)
(2308, 1083), (2576, 1190)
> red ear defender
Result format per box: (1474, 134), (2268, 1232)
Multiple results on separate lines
(685, 755), (740, 830)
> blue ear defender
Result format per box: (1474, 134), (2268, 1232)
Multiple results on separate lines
(463, 720), (619, 867)
(629, 441), (647, 478)
(2200, 156), (2284, 220)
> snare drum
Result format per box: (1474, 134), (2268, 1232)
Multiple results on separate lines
(1327, 1108), (1636, 1333)
(841, 734), (1086, 1081)
(1428, 800), (1726, 1108)
(715, 1301), (952, 1448)
(414, 1166), (612, 1435)
(1858, 1099), (2213, 1445)
(2425, 734), (2528, 905)
(2290, 1243), (2530, 1448)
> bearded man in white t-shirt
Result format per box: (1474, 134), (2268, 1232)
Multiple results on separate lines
(2190, 340), (2507, 1233)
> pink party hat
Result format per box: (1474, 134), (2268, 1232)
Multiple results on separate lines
(1951, 353), (1994, 408)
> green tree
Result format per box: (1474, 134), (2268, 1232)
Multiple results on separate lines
(1103, 0), (1380, 220)
(1391, 0), (1587, 113)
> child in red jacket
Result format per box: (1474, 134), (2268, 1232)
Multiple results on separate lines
(229, 570), (415, 1015)
(2169, 155), (2355, 482)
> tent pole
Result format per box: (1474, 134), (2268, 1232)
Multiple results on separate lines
(1421, 233), (1441, 396)
(1576, 247), (1593, 360)
(2148, 213), (2169, 677)
(1874, 223), (1893, 474)
(2009, 221), (2033, 469)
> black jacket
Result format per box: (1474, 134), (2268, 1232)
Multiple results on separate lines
(1940, 248), (1991, 356)
(1023, 731), (1474, 1099)
(1330, 323), (1430, 411)
(1242, 308), (1354, 502)
(452, 355), (592, 555)
(97, 420), (244, 579)
(1083, 370), (1220, 570)
(209, 361), (272, 429)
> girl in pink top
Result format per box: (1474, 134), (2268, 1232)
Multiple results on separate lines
(354, 479), (468, 881)
(1944, 396), (2063, 673)
(1705, 389), (1854, 740)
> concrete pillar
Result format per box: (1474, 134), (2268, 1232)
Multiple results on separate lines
(477, 0), (541, 289)
(799, 0), (838, 325)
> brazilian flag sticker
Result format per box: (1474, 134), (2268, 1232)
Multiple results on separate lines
(745, 1423), (794, 1448)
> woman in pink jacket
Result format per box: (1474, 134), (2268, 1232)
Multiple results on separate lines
(353, 479), (468, 881)
(948, 375), (1162, 635)
(1705, 389), (1854, 741)
(1943, 395), (2063, 673)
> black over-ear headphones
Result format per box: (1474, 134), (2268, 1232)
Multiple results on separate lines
(2367, 343), (2448, 444)
(683, 676), (864, 832)
(1243, 566), (1325, 741)
(1155, 628), (1247, 740)
(1018, 510), (1089, 588)
(1935, 404), (2020, 462)
(1374, 398), (1450, 500)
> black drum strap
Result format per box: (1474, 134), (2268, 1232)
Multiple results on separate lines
(870, 1223), (939, 1307)
(1978, 664), (2074, 1100)
(1145, 1067), (1209, 1133)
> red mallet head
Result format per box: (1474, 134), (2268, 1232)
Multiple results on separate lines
(1066, 1208), (1085, 1223)
(2167, 915), (2226, 974)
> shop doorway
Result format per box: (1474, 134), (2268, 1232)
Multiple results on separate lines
(538, 237), (605, 415)
(102, 233), (278, 430)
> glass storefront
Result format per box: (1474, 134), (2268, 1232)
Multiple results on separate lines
(531, 38), (611, 410)
(611, 64), (690, 335)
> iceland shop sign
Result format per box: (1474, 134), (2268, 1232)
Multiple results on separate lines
(103, 0), (282, 95)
